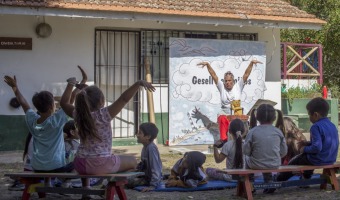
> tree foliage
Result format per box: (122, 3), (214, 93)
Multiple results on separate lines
(281, 0), (340, 87)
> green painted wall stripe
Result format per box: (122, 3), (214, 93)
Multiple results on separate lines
(0, 115), (28, 151)
(0, 113), (170, 150)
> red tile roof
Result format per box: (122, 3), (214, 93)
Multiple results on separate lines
(0, 0), (326, 25)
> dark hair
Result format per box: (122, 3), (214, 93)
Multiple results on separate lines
(306, 97), (329, 117)
(23, 132), (32, 161)
(180, 151), (206, 182)
(74, 86), (104, 145)
(229, 119), (245, 169)
(250, 104), (285, 135)
(283, 117), (307, 159)
(63, 120), (76, 138)
(139, 122), (158, 142)
(32, 91), (54, 113)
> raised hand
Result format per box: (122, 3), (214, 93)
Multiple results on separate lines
(4, 75), (30, 112)
(66, 77), (78, 86)
(75, 83), (88, 90)
(197, 62), (210, 68)
(138, 80), (156, 92)
(77, 65), (88, 84)
(251, 60), (263, 64)
(4, 75), (18, 89)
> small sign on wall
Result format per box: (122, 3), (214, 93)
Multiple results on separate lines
(0, 37), (32, 50)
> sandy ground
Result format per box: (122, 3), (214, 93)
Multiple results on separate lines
(1, 145), (340, 200)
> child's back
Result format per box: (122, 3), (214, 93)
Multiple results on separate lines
(303, 97), (339, 165)
(273, 98), (339, 194)
(60, 76), (155, 176)
(244, 125), (286, 169)
(244, 104), (287, 170)
(206, 119), (245, 181)
(26, 106), (68, 171)
(4, 75), (69, 171)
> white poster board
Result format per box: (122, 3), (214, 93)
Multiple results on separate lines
(169, 38), (267, 146)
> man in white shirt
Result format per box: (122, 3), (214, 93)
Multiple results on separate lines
(197, 60), (262, 146)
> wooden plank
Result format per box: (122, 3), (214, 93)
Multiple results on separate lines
(252, 178), (327, 190)
(281, 178), (327, 188)
(253, 182), (283, 190)
(286, 73), (320, 76)
(4, 172), (143, 179)
(35, 187), (105, 195)
(217, 163), (340, 175)
(286, 46), (319, 74)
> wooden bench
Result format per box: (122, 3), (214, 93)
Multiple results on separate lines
(4, 171), (143, 200)
(217, 163), (340, 200)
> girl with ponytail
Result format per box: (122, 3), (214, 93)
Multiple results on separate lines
(205, 118), (246, 181)
(60, 66), (155, 192)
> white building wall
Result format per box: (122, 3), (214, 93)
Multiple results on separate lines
(0, 14), (281, 115)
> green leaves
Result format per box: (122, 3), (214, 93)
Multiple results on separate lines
(281, 0), (340, 91)
(281, 83), (322, 106)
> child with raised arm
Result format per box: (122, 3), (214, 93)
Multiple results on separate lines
(276, 97), (339, 182)
(206, 118), (245, 181)
(243, 104), (287, 193)
(127, 122), (162, 192)
(60, 67), (155, 189)
(165, 151), (207, 188)
(4, 76), (72, 186)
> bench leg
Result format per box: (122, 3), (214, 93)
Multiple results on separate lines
(22, 185), (31, 200)
(105, 180), (128, 200)
(321, 168), (340, 191)
(236, 176), (253, 200)
(244, 175), (253, 200)
(21, 178), (45, 200)
(236, 180), (245, 197)
(37, 192), (46, 199)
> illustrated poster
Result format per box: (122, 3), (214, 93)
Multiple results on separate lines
(169, 38), (266, 146)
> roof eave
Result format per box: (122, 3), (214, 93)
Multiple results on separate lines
(0, 6), (326, 30)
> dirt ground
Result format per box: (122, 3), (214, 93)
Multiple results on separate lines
(1, 151), (340, 200)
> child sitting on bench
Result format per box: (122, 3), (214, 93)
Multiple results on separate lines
(206, 118), (245, 181)
(282, 116), (307, 165)
(60, 67), (155, 194)
(276, 97), (339, 182)
(4, 76), (73, 187)
(165, 151), (207, 188)
(63, 120), (80, 164)
(127, 122), (162, 192)
(243, 104), (287, 193)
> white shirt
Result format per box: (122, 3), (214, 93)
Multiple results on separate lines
(217, 78), (245, 112)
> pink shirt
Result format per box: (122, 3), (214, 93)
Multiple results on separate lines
(75, 107), (113, 158)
